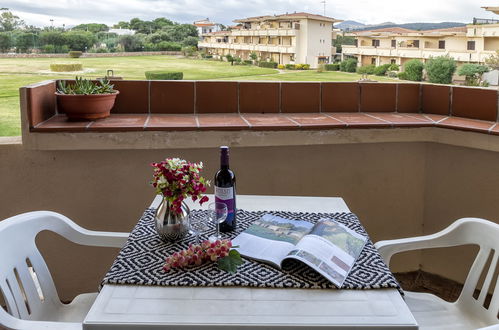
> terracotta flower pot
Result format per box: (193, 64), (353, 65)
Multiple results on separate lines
(55, 91), (119, 121)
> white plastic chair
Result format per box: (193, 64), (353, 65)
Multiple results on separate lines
(375, 217), (499, 330)
(0, 211), (129, 330)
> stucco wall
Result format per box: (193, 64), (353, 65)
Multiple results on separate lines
(1, 140), (498, 301)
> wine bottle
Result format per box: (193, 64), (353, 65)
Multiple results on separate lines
(214, 146), (236, 232)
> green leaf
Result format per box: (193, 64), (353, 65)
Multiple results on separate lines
(217, 249), (244, 274)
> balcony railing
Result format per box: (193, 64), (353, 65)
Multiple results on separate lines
(230, 28), (296, 37)
(198, 42), (295, 53)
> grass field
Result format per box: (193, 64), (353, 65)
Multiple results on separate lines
(0, 55), (396, 136)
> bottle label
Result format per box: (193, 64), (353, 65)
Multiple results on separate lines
(215, 186), (235, 225)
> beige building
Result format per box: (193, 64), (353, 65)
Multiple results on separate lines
(198, 12), (342, 68)
(341, 7), (499, 69)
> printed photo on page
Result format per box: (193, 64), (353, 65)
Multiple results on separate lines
(232, 214), (367, 288)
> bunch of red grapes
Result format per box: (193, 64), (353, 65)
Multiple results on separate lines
(163, 239), (233, 271)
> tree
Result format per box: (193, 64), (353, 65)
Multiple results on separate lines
(0, 10), (24, 31)
(182, 36), (198, 47)
(39, 31), (67, 47)
(72, 23), (109, 33)
(0, 32), (12, 52)
(119, 34), (145, 51)
(457, 63), (489, 86)
(153, 18), (174, 30)
(334, 34), (356, 53)
(65, 31), (97, 51)
(404, 59), (424, 81)
(425, 56), (456, 84)
(113, 21), (130, 29)
(485, 50), (499, 70)
(168, 24), (198, 42)
(15, 32), (37, 53)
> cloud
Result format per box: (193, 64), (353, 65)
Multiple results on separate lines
(3, 0), (498, 28)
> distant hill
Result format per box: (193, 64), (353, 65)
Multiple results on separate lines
(336, 20), (365, 30)
(337, 21), (466, 31)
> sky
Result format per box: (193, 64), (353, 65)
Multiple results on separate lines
(2, 0), (498, 28)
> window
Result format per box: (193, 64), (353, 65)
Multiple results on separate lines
(354, 39), (358, 47)
(467, 41), (475, 50)
(371, 58), (376, 65)
(390, 59), (396, 64)
(438, 40), (445, 49)
(372, 39), (380, 47)
(391, 40), (396, 48)
(413, 40), (419, 48)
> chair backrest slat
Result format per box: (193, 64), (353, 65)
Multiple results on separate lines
(0, 280), (19, 318)
(477, 250), (498, 305)
(455, 219), (499, 324)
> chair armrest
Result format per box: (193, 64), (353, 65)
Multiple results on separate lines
(18, 211), (130, 248)
(374, 218), (477, 266)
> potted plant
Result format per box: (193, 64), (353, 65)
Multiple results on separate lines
(55, 77), (119, 121)
(151, 158), (210, 242)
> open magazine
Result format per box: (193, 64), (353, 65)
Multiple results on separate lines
(232, 214), (367, 287)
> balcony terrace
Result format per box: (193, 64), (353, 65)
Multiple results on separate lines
(1, 79), (499, 326)
(198, 42), (295, 54)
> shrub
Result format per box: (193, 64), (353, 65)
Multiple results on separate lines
(95, 48), (108, 53)
(50, 63), (83, 72)
(317, 64), (325, 73)
(42, 44), (55, 53)
(249, 52), (258, 61)
(157, 41), (181, 51)
(457, 63), (489, 86)
(425, 56), (456, 84)
(182, 46), (197, 57)
(340, 58), (357, 72)
(295, 64), (303, 70)
(205, 55), (213, 59)
(387, 71), (398, 78)
(258, 61), (278, 68)
(277, 64), (285, 69)
(373, 64), (391, 76)
(243, 60), (253, 65)
(397, 72), (409, 80)
(404, 59), (424, 81)
(356, 65), (375, 75)
(285, 64), (295, 70)
(301, 64), (310, 70)
(234, 57), (242, 65)
(145, 71), (183, 80)
(388, 63), (399, 71)
(325, 63), (340, 71)
(485, 50), (499, 70)
(68, 51), (82, 58)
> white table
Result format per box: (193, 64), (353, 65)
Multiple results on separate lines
(84, 195), (418, 329)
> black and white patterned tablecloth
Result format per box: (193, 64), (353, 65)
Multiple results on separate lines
(101, 208), (402, 293)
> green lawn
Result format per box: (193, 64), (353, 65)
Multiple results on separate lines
(0, 55), (396, 136)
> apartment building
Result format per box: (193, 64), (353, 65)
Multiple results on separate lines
(193, 18), (221, 36)
(341, 7), (499, 69)
(198, 12), (342, 68)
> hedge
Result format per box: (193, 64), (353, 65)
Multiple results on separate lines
(356, 65), (375, 75)
(325, 63), (340, 71)
(68, 51), (83, 58)
(145, 71), (183, 80)
(50, 63), (83, 72)
(373, 64), (391, 76)
(425, 56), (456, 84)
(258, 61), (278, 68)
(285, 64), (295, 70)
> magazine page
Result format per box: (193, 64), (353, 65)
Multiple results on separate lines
(232, 214), (314, 268)
(284, 219), (367, 287)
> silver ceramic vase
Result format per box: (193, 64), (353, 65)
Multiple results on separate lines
(155, 198), (190, 242)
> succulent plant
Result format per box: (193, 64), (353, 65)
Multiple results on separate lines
(57, 76), (116, 95)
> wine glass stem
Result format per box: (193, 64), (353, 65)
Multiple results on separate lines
(216, 221), (220, 240)
(195, 233), (200, 245)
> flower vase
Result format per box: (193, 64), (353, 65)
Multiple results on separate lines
(155, 198), (190, 242)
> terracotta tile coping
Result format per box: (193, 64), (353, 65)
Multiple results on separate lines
(32, 113), (499, 136)
(24, 80), (499, 138)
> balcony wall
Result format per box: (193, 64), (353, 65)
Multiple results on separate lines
(1, 80), (499, 301)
